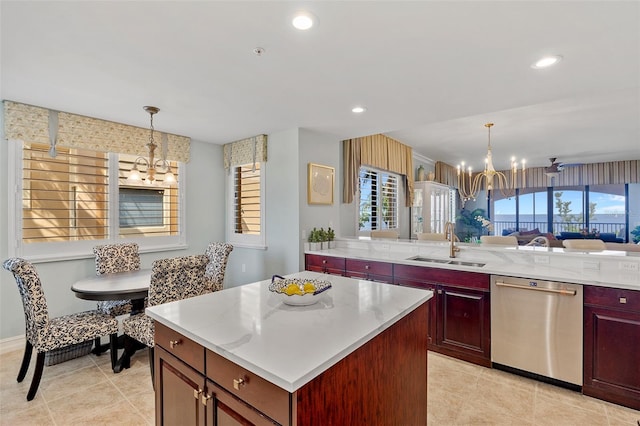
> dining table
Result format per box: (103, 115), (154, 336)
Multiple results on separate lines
(71, 268), (151, 373)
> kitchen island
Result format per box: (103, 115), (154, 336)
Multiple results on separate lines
(146, 271), (433, 425)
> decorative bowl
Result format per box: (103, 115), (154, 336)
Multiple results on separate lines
(269, 275), (332, 306)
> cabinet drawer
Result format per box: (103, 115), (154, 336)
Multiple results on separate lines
(206, 349), (289, 425)
(155, 322), (205, 372)
(305, 254), (345, 271)
(394, 264), (489, 290)
(584, 286), (640, 312)
(345, 259), (393, 276)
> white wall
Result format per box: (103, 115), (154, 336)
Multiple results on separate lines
(298, 129), (342, 265)
(0, 139), (226, 340)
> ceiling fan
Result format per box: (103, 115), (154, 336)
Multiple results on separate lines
(544, 157), (582, 179)
(544, 158), (564, 176)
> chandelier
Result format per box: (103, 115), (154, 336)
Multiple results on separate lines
(127, 106), (175, 185)
(457, 123), (525, 205)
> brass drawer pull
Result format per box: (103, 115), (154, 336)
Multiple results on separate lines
(619, 297), (627, 304)
(233, 377), (245, 390)
(169, 339), (181, 349)
(201, 393), (211, 406)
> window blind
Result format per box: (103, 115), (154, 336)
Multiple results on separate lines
(233, 163), (261, 235)
(22, 143), (109, 243)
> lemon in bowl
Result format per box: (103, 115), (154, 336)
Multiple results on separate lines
(269, 276), (331, 306)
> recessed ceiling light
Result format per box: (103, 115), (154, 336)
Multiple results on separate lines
(531, 55), (563, 69)
(352, 106), (367, 114)
(292, 12), (315, 30)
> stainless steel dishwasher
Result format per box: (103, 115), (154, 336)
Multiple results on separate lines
(491, 275), (583, 386)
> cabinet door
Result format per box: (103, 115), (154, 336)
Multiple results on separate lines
(436, 285), (491, 366)
(583, 306), (640, 410)
(156, 346), (206, 426)
(393, 267), (437, 347)
(204, 380), (280, 426)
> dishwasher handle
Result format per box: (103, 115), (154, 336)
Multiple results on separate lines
(495, 281), (577, 296)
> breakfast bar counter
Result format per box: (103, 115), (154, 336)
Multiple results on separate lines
(146, 271), (432, 425)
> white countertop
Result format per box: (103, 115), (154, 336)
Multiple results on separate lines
(308, 238), (640, 291)
(146, 271), (433, 393)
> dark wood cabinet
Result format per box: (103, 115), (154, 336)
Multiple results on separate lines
(583, 286), (640, 410)
(305, 254), (345, 275)
(345, 258), (393, 283)
(394, 264), (491, 367)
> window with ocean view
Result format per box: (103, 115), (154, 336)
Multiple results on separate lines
(491, 185), (628, 241)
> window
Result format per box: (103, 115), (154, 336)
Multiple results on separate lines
(226, 162), (265, 248)
(358, 167), (399, 233)
(10, 142), (185, 261)
(493, 189), (547, 235)
(490, 184), (628, 241)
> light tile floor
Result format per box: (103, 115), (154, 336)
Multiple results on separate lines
(1, 348), (638, 425)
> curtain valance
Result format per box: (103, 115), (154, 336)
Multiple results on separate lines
(343, 134), (414, 207)
(436, 159), (640, 191)
(223, 134), (268, 171)
(4, 100), (191, 162)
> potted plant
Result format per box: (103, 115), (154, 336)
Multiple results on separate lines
(318, 228), (328, 249)
(326, 227), (336, 249)
(307, 228), (322, 251)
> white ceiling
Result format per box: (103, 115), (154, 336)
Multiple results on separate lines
(2, 1), (639, 171)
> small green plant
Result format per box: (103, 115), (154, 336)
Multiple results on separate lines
(318, 227), (328, 242)
(631, 225), (640, 243)
(327, 227), (335, 241)
(308, 228), (319, 243)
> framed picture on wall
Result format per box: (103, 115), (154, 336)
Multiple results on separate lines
(307, 163), (334, 205)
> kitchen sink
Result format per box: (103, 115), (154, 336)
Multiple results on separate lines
(407, 256), (451, 264)
(448, 260), (486, 267)
(407, 256), (486, 268)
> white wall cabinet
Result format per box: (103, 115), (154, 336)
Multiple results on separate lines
(411, 181), (455, 237)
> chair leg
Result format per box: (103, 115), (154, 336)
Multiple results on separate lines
(17, 341), (33, 382)
(93, 337), (104, 355)
(114, 336), (133, 373)
(109, 333), (118, 370)
(26, 352), (45, 401)
(148, 347), (155, 390)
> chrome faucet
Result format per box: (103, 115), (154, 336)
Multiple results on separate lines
(444, 222), (460, 258)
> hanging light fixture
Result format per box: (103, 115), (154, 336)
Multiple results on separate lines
(128, 106), (175, 185)
(457, 123), (525, 205)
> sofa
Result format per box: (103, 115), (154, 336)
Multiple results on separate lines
(557, 231), (624, 244)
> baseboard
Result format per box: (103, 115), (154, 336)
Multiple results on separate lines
(0, 334), (25, 355)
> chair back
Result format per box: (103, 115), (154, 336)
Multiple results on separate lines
(93, 243), (140, 275)
(204, 243), (234, 292)
(2, 258), (49, 345)
(480, 236), (518, 246)
(562, 239), (606, 250)
(370, 230), (399, 239)
(148, 255), (209, 306)
(417, 233), (447, 241)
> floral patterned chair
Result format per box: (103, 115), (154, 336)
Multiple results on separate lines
(93, 243), (141, 354)
(121, 255), (209, 382)
(204, 242), (233, 292)
(93, 242), (141, 317)
(2, 258), (119, 401)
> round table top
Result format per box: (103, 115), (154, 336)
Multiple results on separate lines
(71, 269), (151, 301)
